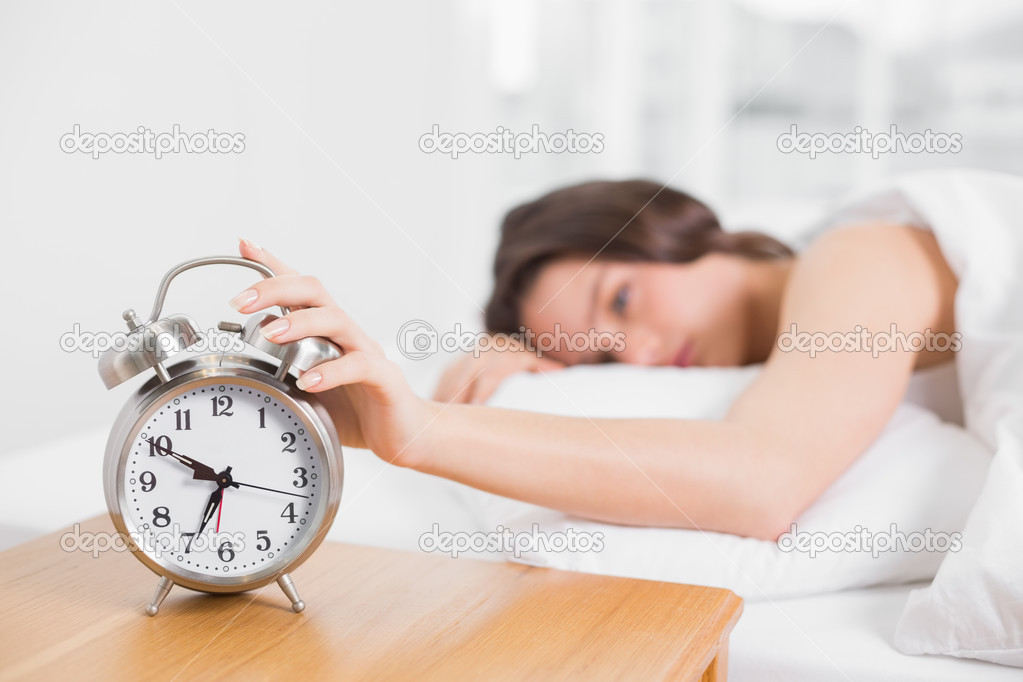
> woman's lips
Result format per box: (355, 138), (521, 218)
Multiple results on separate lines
(672, 341), (694, 368)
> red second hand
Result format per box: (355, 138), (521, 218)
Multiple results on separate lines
(216, 493), (224, 533)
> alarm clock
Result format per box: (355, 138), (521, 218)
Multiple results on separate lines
(98, 256), (343, 616)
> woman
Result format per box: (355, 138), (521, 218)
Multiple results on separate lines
(232, 179), (958, 540)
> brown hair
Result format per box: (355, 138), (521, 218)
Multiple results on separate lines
(484, 179), (793, 334)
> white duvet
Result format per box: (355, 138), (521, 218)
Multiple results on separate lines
(863, 170), (1023, 667)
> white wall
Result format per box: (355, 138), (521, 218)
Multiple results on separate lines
(2, 0), (1022, 455)
(0, 1), (495, 452)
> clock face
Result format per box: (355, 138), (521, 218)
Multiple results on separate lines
(115, 375), (335, 585)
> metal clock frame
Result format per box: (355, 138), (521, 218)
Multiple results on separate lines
(98, 256), (345, 616)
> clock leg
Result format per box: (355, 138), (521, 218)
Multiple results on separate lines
(146, 576), (175, 616)
(277, 573), (305, 613)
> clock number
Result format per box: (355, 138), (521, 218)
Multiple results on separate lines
(174, 409), (191, 431)
(218, 541), (235, 563)
(153, 506), (171, 528)
(281, 432), (297, 453)
(258, 407), (266, 429)
(149, 435), (172, 457)
(281, 502), (297, 524)
(139, 471), (157, 492)
(256, 530), (271, 552)
(293, 467), (308, 488)
(182, 532), (196, 553)
(212, 395), (234, 417)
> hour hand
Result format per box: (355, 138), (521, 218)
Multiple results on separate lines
(148, 439), (218, 482)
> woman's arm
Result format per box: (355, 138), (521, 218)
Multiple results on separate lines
(406, 224), (954, 540)
(414, 403), (790, 539)
(237, 226), (954, 540)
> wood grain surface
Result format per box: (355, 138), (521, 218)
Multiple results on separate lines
(0, 515), (742, 681)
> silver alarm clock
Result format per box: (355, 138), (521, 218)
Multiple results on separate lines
(98, 256), (343, 616)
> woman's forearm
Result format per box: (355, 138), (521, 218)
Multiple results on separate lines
(410, 402), (793, 540)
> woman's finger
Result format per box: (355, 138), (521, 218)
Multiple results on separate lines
(259, 306), (384, 357)
(466, 364), (517, 405)
(466, 356), (563, 404)
(239, 239), (300, 277)
(295, 350), (395, 394)
(465, 371), (499, 405)
(229, 274), (335, 314)
(432, 356), (485, 403)
(431, 356), (471, 402)
(530, 357), (566, 373)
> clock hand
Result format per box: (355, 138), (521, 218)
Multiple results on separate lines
(216, 492), (224, 533)
(232, 480), (309, 499)
(186, 485), (224, 553)
(184, 466), (238, 552)
(147, 438), (219, 482)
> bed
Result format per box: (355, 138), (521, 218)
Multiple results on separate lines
(0, 418), (1016, 681)
(729, 583), (1022, 681)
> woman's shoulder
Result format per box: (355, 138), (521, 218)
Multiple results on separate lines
(806, 219), (936, 256)
(801, 219), (942, 274)
(791, 221), (958, 367)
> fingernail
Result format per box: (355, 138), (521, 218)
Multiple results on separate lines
(229, 289), (258, 312)
(261, 318), (289, 339)
(239, 238), (262, 251)
(296, 371), (322, 390)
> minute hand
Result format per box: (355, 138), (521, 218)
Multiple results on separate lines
(233, 481), (309, 499)
(146, 439), (219, 482)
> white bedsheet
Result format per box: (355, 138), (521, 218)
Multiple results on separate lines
(731, 583), (1021, 681)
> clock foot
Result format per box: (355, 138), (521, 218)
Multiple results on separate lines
(146, 576), (174, 616)
(277, 573), (305, 613)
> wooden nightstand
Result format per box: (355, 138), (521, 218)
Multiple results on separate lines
(0, 516), (742, 681)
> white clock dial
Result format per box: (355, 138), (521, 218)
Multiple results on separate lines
(119, 379), (330, 580)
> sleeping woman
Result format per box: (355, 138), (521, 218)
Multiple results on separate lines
(232, 178), (958, 540)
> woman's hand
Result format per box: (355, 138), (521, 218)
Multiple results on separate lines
(432, 336), (565, 405)
(233, 239), (435, 468)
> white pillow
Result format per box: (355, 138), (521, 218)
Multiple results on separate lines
(452, 361), (990, 601)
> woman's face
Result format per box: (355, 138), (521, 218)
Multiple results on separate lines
(519, 255), (754, 367)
